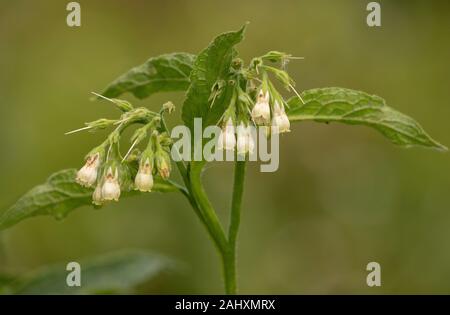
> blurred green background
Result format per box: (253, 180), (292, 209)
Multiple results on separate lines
(0, 0), (449, 294)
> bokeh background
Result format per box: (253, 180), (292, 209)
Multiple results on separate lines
(0, 0), (449, 294)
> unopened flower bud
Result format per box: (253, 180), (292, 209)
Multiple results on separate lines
(232, 58), (243, 70)
(76, 152), (101, 187)
(251, 90), (271, 125)
(261, 51), (288, 63)
(112, 99), (134, 112)
(158, 133), (173, 148)
(162, 101), (175, 114)
(217, 118), (236, 151)
(93, 92), (133, 112)
(85, 118), (116, 132)
(155, 150), (171, 180)
(101, 166), (121, 201)
(135, 158), (154, 192)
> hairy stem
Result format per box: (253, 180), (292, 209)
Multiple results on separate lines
(224, 160), (247, 294)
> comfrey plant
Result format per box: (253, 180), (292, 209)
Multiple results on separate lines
(1, 25), (446, 294)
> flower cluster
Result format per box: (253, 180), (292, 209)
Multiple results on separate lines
(72, 97), (174, 205)
(72, 51), (302, 204)
(216, 51), (302, 154)
(134, 131), (172, 192)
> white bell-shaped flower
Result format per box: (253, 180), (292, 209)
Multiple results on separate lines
(217, 118), (236, 151)
(135, 158), (154, 192)
(236, 122), (254, 155)
(101, 166), (121, 201)
(92, 183), (103, 206)
(280, 112), (290, 132)
(271, 101), (290, 133)
(76, 152), (100, 187)
(251, 90), (271, 125)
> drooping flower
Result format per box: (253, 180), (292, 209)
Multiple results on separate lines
(251, 90), (271, 125)
(92, 183), (103, 206)
(101, 166), (121, 201)
(236, 122), (255, 155)
(76, 152), (101, 187)
(271, 101), (290, 133)
(135, 158), (154, 192)
(155, 150), (171, 180)
(217, 118), (236, 151)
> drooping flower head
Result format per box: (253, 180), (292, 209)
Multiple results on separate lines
(155, 149), (171, 180)
(76, 146), (105, 187)
(251, 89), (271, 125)
(101, 166), (121, 201)
(135, 157), (154, 192)
(236, 122), (255, 155)
(92, 182), (103, 206)
(271, 100), (290, 134)
(217, 118), (236, 151)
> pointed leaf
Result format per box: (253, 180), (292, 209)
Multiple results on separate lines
(181, 25), (246, 131)
(287, 87), (446, 150)
(0, 169), (178, 231)
(100, 53), (195, 99)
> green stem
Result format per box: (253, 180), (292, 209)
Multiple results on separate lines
(176, 160), (247, 294)
(189, 162), (228, 254)
(159, 114), (205, 225)
(159, 110), (241, 294)
(160, 111), (214, 244)
(224, 160), (247, 294)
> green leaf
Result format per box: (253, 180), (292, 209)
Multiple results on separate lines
(0, 169), (178, 231)
(181, 25), (247, 131)
(11, 249), (174, 294)
(287, 87), (447, 150)
(100, 53), (196, 99)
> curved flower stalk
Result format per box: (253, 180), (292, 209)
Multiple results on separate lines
(70, 96), (174, 206)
